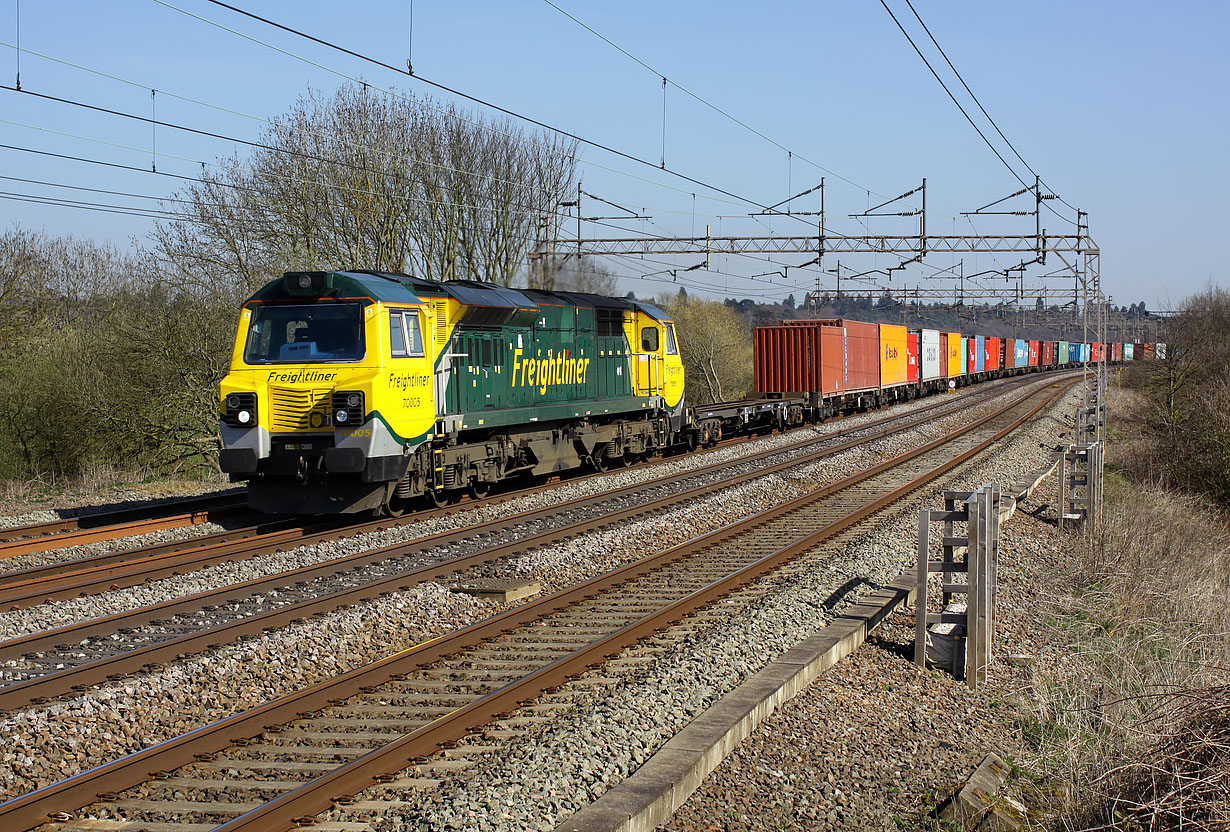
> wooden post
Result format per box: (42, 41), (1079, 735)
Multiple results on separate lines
(965, 490), (981, 690)
(915, 510), (930, 667)
(1057, 448), (1067, 532)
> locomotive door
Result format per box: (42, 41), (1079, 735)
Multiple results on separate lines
(457, 332), (498, 412)
(637, 324), (662, 395)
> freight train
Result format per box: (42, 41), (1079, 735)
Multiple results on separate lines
(218, 270), (1159, 515)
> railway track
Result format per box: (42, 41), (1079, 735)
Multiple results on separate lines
(0, 494), (247, 560)
(0, 376), (1075, 832)
(0, 373), (1048, 611)
(0, 374), (1051, 711)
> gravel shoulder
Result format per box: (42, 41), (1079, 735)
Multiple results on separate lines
(299, 384), (1081, 831)
(0, 375), (1073, 813)
(661, 451), (1073, 831)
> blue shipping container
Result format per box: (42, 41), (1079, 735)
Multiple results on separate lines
(974, 335), (986, 373)
(1014, 339), (1029, 368)
(1081, 344), (1090, 363)
(1067, 343), (1081, 363)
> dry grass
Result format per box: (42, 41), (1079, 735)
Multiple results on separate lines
(1019, 404), (1230, 829)
(0, 461), (225, 516)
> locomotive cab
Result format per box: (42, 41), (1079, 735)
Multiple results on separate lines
(219, 271), (435, 514)
(629, 304), (685, 420)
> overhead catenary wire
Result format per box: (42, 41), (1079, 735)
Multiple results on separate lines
(900, 0), (1080, 221)
(876, 0), (1078, 226)
(0, 137), (742, 251)
(155, 0), (774, 213)
(0, 40), (735, 223)
(876, 2), (1032, 195)
(540, 0), (909, 204)
(0, 84), (567, 215)
(0, 39), (567, 202)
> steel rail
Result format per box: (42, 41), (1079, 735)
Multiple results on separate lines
(0, 379), (1073, 831)
(220, 378), (1078, 831)
(0, 372), (1050, 608)
(0, 495), (247, 559)
(0, 376), (1054, 710)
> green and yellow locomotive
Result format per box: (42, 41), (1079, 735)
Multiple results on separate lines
(219, 270), (685, 514)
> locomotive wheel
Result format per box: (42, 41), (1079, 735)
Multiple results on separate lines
(379, 482), (410, 518)
(469, 480), (490, 500)
(592, 454), (610, 473)
(426, 488), (450, 508)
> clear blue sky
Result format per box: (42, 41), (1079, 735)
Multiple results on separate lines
(2, 0), (1225, 309)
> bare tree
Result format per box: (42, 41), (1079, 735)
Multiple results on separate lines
(659, 292), (753, 404)
(153, 84), (578, 291)
(548, 257), (620, 295)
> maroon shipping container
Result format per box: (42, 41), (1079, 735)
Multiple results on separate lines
(1112, 343), (1123, 362)
(938, 333), (950, 378)
(1028, 340), (1040, 366)
(985, 337), (1001, 370)
(1143, 343), (1155, 359)
(907, 332), (919, 382)
(820, 319), (880, 393)
(1042, 341), (1055, 365)
(753, 323), (844, 395)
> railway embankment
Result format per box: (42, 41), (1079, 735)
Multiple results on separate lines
(659, 389), (1230, 832)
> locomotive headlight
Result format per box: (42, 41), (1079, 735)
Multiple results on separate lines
(224, 392), (257, 428)
(331, 390), (364, 428)
(298, 274), (312, 289)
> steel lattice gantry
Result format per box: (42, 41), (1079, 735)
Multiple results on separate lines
(538, 233), (1096, 258)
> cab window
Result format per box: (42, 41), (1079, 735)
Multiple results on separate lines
(389, 310), (425, 358)
(665, 323), (678, 355)
(641, 326), (659, 352)
(244, 302), (364, 364)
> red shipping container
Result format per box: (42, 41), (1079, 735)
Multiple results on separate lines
(967, 337), (978, 373)
(820, 319), (880, 393)
(1144, 343), (1155, 359)
(907, 332), (919, 382)
(753, 323), (845, 395)
(985, 337), (1001, 370)
(1042, 341), (1055, 365)
(1112, 343), (1123, 362)
(1028, 340), (1040, 366)
(1092, 342), (1102, 362)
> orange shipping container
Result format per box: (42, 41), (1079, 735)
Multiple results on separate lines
(879, 324), (909, 387)
(752, 323), (845, 395)
(945, 332), (962, 377)
(819, 319), (879, 393)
